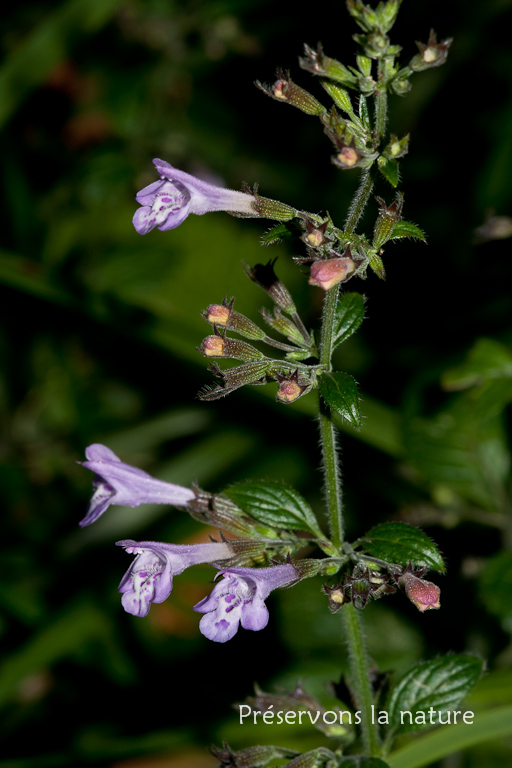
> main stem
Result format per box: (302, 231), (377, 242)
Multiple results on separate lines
(342, 604), (381, 756)
(319, 168), (375, 551)
(317, 80), (388, 756)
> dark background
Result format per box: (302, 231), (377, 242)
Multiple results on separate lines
(1, 0), (512, 766)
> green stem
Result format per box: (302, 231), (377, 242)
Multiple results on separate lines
(342, 604), (381, 757)
(318, 167), (376, 551)
(317, 75), (389, 758)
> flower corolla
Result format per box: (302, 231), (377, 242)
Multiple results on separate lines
(79, 444), (195, 526)
(133, 158), (256, 235)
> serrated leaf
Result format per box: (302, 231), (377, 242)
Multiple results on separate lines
(260, 223), (293, 246)
(319, 371), (361, 429)
(378, 157), (399, 187)
(333, 292), (365, 349)
(390, 220), (426, 241)
(387, 655), (483, 735)
(358, 522), (445, 572)
(223, 480), (323, 536)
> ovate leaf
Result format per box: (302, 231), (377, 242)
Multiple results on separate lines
(319, 371), (361, 429)
(357, 522), (445, 572)
(387, 655), (483, 735)
(223, 480), (322, 536)
(333, 292), (365, 349)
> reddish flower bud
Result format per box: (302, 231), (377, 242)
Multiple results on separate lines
(399, 572), (441, 612)
(207, 303), (231, 326)
(202, 335), (225, 356)
(309, 255), (356, 290)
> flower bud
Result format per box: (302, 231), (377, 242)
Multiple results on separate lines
(256, 69), (326, 116)
(399, 572), (441, 612)
(200, 335), (264, 363)
(203, 301), (266, 341)
(309, 254), (357, 291)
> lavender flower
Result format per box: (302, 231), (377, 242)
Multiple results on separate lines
(133, 158), (257, 234)
(117, 539), (233, 617)
(79, 444), (195, 527)
(193, 563), (298, 643)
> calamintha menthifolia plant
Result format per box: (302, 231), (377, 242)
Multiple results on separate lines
(77, 3), (486, 767)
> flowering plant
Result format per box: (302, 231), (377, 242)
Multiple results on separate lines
(71, 1), (505, 766)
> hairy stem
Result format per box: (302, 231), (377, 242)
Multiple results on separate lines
(342, 604), (381, 757)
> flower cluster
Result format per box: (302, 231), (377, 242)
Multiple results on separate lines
(79, 444), (304, 642)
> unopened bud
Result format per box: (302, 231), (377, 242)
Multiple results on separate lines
(200, 335), (264, 362)
(203, 301), (266, 341)
(202, 335), (225, 357)
(309, 254), (357, 291)
(256, 69), (325, 116)
(206, 303), (231, 326)
(399, 572), (441, 612)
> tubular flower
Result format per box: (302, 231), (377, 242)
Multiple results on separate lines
(133, 158), (257, 234)
(193, 563), (298, 643)
(117, 539), (233, 617)
(79, 444), (195, 527)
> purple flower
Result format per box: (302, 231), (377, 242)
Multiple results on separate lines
(79, 444), (196, 527)
(193, 563), (298, 643)
(133, 158), (256, 235)
(117, 539), (233, 617)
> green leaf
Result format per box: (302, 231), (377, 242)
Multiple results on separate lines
(319, 371), (361, 429)
(223, 480), (323, 536)
(340, 760), (390, 768)
(390, 220), (426, 241)
(478, 551), (512, 631)
(378, 157), (400, 187)
(358, 522), (445, 572)
(442, 338), (512, 391)
(333, 292), (365, 349)
(403, 397), (510, 511)
(387, 655), (483, 735)
(388, 706), (512, 768)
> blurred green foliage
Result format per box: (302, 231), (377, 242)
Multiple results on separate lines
(2, 0), (512, 766)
